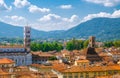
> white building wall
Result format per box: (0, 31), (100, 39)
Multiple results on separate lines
(0, 48), (25, 52)
(26, 53), (32, 65)
(0, 53), (32, 66)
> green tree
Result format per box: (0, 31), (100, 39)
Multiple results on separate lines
(30, 42), (63, 52)
(113, 40), (120, 47)
(104, 41), (114, 47)
(66, 39), (84, 51)
(30, 42), (39, 51)
(83, 40), (89, 48)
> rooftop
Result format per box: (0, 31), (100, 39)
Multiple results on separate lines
(31, 52), (53, 57)
(75, 59), (89, 63)
(0, 68), (10, 75)
(30, 64), (52, 69)
(0, 58), (14, 64)
(53, 64), (120, 73)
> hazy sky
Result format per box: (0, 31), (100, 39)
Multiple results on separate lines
(0, 0), (120, 31)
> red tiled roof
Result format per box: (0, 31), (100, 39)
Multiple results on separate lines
(0, 68), (10, 75)
(53, 64), (120, 73)
(0, 58), (14, 64)
(76, 60), (89, 63)
(31, 52), (53, 57)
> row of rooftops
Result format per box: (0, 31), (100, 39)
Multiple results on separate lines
(1, 57), (120, 78)
(52, 63), (120, 73)
(28, 61), (120, 74)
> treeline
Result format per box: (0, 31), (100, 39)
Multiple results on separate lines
(104, 40), (120, 47)
(30, 42), (63, 52)
(66, 39), (89, 51)
(0, 37), (23, 44)
(30, 39), (89, 52)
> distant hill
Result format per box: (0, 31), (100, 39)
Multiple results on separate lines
(0, 22), (64, 39)
(0, 17), (120, 40)
(65, 18), (120, 40)
(0, 22), (23, 38)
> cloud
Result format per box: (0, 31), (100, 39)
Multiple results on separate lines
(38, 14), (61, 21)
(1, 9), (120, 31)
(5, 15), (26, 21)
(82, 10), (120, 22)
(28, 5), (50, 13)
(37, 14), (80, 31)
(34, 10), (120, 31)
(85, 0), (120, 7)
(60, 5), (72, 9)
(112, 10), (120, 18)
(0, 0), (12, 11)
(3, 15), (27, 26)
(13, 0), (30, 8)
(38, 14), (79, 22)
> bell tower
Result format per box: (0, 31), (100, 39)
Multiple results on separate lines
(89, 36), (95, 48)
(24, 26), (31, 52)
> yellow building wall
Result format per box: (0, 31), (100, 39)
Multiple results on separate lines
(62, 70), (120, 78)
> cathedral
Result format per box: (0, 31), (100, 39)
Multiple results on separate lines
(0, 26), (32, 66)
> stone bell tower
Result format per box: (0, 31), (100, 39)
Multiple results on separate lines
(89, 36), (95, 48)
(85, 36), (102, 62)
(24, 26), (31, 52)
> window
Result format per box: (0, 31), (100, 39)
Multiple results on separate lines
(80, 73), (83, 78)
(74, 73), (78, 78)
(108, 71), (112, 74)
(15, 59), (17, 63)
(7, 49), (9, 51)
(94, 72), (96, 77)
(85, 73), (89, 78)
(114, 71), (118, 74)
(74, 75), (78, 78)
(98, 72), (101, 76)
(68, 75), (72, 78)
(63, 76), (67, 78)
(22, 59), (24, 64)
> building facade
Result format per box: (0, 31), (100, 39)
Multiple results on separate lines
(0, 26), (32, 66)
(52, 64), (120, 78)
(32, 52), (53, 64)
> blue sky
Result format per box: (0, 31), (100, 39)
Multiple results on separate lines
(0, 0), (120, 31)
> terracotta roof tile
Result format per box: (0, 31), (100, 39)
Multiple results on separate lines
(0, 58), (14, 64)
(0, 68), (11, 75)
(31, 52), (53, 57)
(53, 65), (120, 73)
(76, 60), (89, 63)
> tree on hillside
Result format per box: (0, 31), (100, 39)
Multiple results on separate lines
(113, 40), (120, 47)
(66, 38), (85, 51)
(83, 40), (89, 48)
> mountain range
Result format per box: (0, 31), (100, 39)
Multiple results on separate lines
(0, 17), (120, 41)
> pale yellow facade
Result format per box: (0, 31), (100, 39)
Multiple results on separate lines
(62, 70), (120, 78)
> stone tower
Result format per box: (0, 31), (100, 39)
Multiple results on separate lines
(85, 36), (102, 62)
(89, 36), (95, 48)
(24, 26), (31, 52)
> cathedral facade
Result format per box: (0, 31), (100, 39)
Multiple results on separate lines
(0, 26), (32, 66)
